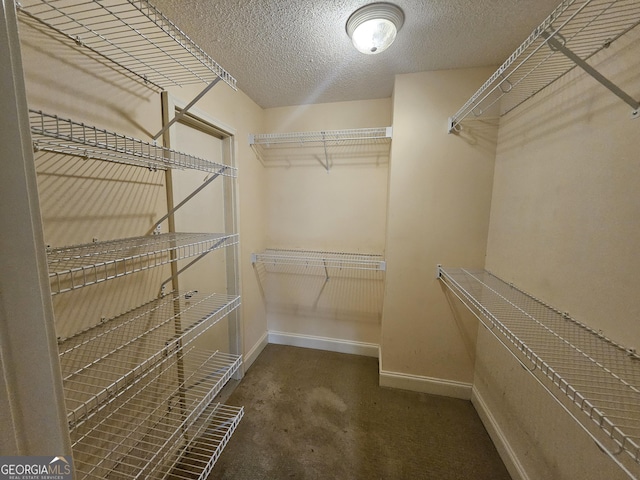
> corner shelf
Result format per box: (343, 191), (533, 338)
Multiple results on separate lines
(438, 266), (640, 474)
(448, 0), (640, 132)
(47, 232), (238, 295)
(249, 127), (392, 171)
(59, 291), (241, 428)
(30, 109), (237, 175)
(17, 0), (236, 91)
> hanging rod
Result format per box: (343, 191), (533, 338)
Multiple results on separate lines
(448, 0), (640, 133)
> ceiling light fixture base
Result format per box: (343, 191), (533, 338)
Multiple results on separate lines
(346, 2), (404, 55)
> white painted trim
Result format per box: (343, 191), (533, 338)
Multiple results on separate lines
(379, 369), (472, 400)
(471, 386), (529, 480)
(169, 95), (237, 136)
(243, 331), (268, 371)
(267, 331), (379, 358)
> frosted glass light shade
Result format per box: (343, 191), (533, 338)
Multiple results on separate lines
(346, 3), (404, 55)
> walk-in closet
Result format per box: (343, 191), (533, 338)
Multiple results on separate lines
(1, 0), (639, 479)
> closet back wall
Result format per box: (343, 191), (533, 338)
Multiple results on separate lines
(262, 99), (392, 350)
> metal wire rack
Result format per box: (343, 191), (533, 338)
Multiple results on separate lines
(58, 290), (240, 428)
(48, 232), (239, 295)
(69, 346), (243, 479)
(438, 266), (640, 473)
(16, 0), (236, 91)
(448, 0), (640, 132)
(252, 249), (386, 317)
(251, 249), (386, 272)
(249, 127), (392, 171)
(29, 109), (237, 175)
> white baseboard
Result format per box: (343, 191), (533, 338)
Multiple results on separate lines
(243, 331), (268, 371)
(471, 386), (529, 480)
(267, 330), (379, 358)
(379, 369), (472, 400)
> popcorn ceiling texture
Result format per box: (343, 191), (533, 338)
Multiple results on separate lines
(152, 0), (561, 108)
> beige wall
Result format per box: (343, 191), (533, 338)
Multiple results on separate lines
(477, 27), (640, 480)
(259, 99), (392, 347)
(381, 68), (497, 395)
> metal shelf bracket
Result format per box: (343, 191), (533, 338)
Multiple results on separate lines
(541, 29), (640, 116)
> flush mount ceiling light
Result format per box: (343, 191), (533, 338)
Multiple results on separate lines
(346, 2), (404, 55)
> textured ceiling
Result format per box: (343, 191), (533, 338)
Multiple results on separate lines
(152, 0), (561, 109)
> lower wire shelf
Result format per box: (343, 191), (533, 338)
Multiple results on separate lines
(438, 266), (640, 474)
(59, 291), (241, 428)
(70, 347), (243, 480)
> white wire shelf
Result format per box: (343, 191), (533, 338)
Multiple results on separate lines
(58, 290), (240, 428)
(448, 0), (640, 132)
(17, 0), (236, 91)
(251, 249), (386, 272)
(48, 232), (239, 295)
(249, 127), (392, 171)
(438, 266), (640, 471)
(30, 109), (237, 175)
(69, 347), (243, 479)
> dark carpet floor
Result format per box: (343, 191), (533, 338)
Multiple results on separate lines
(209, 344), (511, 480)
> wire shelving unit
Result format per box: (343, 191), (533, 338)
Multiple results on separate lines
(252, 249), (386, 318)
(59, 291), (241, 428)
(251, 249), (386, 272)
(249, 127), (392, 171)
(30, 109), (237, 175)
(48, 232), (238, 295)
(448, 0), (640, 132)
(438, 266), (640, 476)
(16, 0), (236, 91)
(70, 347), (243, 479)
(13, 1), (244, 477)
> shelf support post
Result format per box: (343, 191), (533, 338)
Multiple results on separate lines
(542, 30), (639, 118)
(152, 77), (222, 141)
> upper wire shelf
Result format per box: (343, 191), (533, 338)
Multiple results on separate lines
(438, 266), (640, 473)
(448, 0), (640, 132)
(249, 127), (392, 171)
(58, 290), (241, 428)
(48, 232), (238, 295)
(30, 109), (236, 175)
(252, 249), (386, 272)
(17, 0), (237, 91)
(70, 347), (243, 479)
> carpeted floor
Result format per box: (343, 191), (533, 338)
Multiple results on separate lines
(209, 344), (511, 480)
